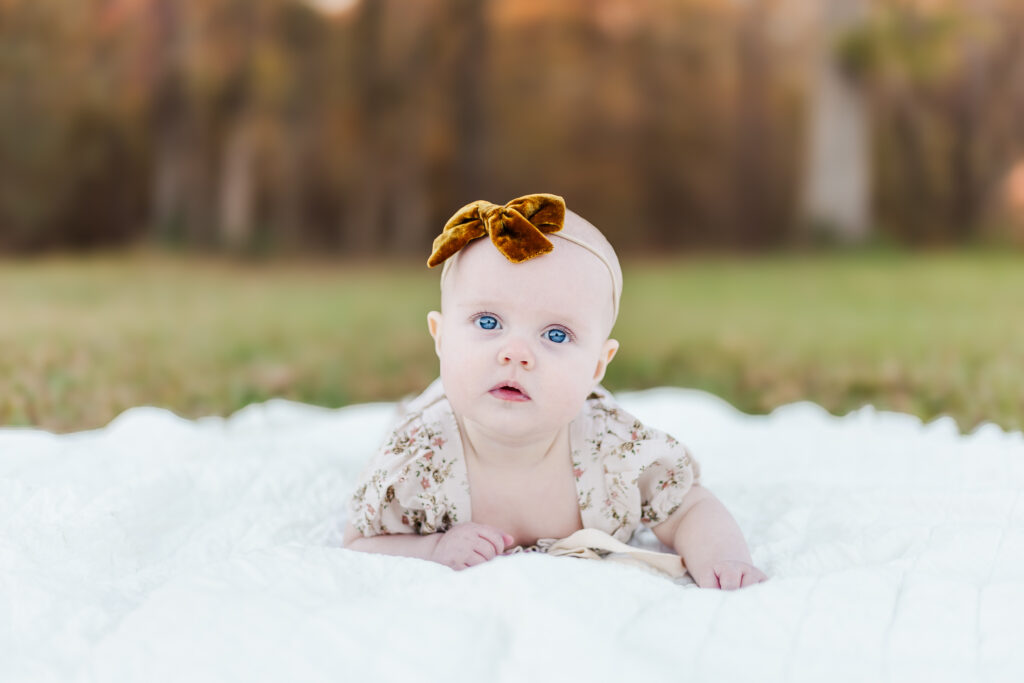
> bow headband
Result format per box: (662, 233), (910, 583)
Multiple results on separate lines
(427, 194), (566, 268)
(428, 193), (621, 322)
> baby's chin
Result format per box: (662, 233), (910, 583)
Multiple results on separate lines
(454, 397), (586, 438)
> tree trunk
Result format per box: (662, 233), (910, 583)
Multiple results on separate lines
(273, 122), (306, 252)
(801, 0), (871, 243)
(342, 0), (387, 253)
(386, 2), (437, 253)
(148, 0), (188, 243)
(218, 117), (257, 251)
(948, 59), (983, 243)
(947, 0), (992, 242)
(448, 0), (488, 201)
(734, 0), (777, 248)
(389, 154), (430, 253)
(891, 95), (931, 243)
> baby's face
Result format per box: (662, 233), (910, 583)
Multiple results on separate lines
(428, 237), (618, 442)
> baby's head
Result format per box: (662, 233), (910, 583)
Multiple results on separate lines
(426, 199), (622, 440)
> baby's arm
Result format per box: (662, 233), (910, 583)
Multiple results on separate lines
(651, 485), (767, 590)
(343, 521), (514, 570)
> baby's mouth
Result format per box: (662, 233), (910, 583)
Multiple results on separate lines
(489, 381), (531, 402)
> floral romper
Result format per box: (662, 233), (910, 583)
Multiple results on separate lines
(348, 378), (701, 545)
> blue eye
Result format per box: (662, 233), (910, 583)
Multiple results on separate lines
(545, 329), (568, 343)
(476, 315), (499, 330)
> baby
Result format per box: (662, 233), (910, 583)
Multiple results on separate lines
(343, 194), (766, 589)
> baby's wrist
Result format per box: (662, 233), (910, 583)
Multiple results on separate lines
(424, 531), (445, 559)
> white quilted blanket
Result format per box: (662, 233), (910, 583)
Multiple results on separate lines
(2, 388), (1022, 683)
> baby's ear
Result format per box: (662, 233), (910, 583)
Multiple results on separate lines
(592, 339), (619, 383)
(427, 311), (443, 356)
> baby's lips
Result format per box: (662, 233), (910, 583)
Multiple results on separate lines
(489, 380), (530, 399)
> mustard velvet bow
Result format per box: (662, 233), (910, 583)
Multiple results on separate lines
(427, 193), (566, 267)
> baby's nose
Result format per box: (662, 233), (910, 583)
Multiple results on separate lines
(498, 339), (534, 369)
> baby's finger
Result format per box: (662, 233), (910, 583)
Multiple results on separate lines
(716, 566), (743, 590)
(693, 570), (720, 589)
(740, 568), (768, 588)
(476, 527), (510, 555)
(461, 553), (486, 569)
(473, 542), (496, 561)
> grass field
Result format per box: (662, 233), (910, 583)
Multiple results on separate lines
(2, 250), (1023, 433)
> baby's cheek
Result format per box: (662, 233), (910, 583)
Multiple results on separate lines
(551, 371), (596, 415)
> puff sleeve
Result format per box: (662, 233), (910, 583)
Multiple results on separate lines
(633, 427), (701, 526)
(347, 383), (469, 537)
(575, 389), (701, 541)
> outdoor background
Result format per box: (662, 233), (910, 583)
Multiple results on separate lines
(2, 0), (1024, 433)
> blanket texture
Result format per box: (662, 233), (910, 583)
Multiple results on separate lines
(1, 388), (1022, 683)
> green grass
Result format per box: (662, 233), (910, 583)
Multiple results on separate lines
(2, 250), (1022, 433)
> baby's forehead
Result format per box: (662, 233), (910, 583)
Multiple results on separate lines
(439, 208), (621, 328)
(557, 211), (622, 288)
(443, 243), (614, 330)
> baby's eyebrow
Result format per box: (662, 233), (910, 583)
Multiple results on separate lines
(455, 301), (504, 317)
(542, 312), (584, 329)
(457, 300), (500, 310)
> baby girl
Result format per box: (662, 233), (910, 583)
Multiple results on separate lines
(343, 194), (766, 589)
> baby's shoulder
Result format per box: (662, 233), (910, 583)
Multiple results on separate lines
(379, 378), (458, 465)
(582, 386), (680, 446)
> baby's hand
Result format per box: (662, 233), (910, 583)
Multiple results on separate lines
(430, 522), (515, 570)
(690, 560), (767, 590)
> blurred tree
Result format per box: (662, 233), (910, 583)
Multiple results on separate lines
(946, 0), (987, 242)
(144, 0), (332, 252)
(446, 0), (488, 202)
(270, 1), (330, 249)
(147, 0), (194, 244)
(341, 0), (435, 254)
(2, 0), (1023, 253)
(733, 0), (787, 248)
(341, 0), (385, 253)
(629, 0), (735, 248)
(210, 0), (265, 252)
(957, 0), (1024, 242)
(801, 0), (871, 244)
(0, 0), (148, 250)
(858, 4), (961, 243)
(836, 0), (1024, 245)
